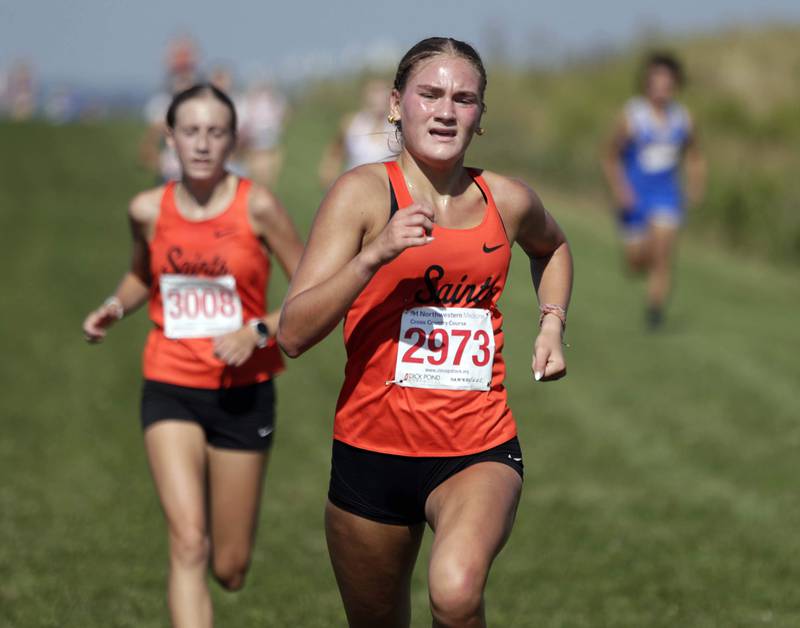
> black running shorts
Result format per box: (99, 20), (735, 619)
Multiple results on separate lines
(328, 437), (523, 525)
(140, 379), (275, 451)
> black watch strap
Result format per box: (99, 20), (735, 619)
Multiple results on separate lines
(249, 319), (270, 348)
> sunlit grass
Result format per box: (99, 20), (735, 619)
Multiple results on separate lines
(2, 27), (799, 624)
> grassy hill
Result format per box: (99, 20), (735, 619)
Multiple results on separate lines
(507, 25), (800, 263)
(310, 25), (800, 263)
(2, 25), (800, 627)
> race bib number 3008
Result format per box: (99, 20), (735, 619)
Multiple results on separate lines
(160, 274), (243, 339)
(393, 307), (495, 391)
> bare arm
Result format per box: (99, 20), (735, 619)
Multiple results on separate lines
(252, 190), (304, 277)
(523, 209), (573, 323)
(82, 193), (156, 343)
(491, 175), (573, 381)
(250, 185), (305, 331)
(317, 127), (347, 189)
(520, 190), (573, 381)
(278, 167), (434, 357)
(683, 119), (707, 208)
(601, 112), (636, 210)
(212, 185), (305, 366)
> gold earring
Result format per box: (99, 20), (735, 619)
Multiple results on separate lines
(476, 127), (485, 136)
(387, 114), (397, 124)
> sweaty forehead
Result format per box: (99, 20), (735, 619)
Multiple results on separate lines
(407, 55), (482, 92)
(175, 96), (233, 126)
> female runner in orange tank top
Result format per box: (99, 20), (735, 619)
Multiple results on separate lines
(279, 38), (573, 627)
(82, 84), (303, 628)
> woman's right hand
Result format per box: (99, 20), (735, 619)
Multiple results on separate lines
(361, 203), (435, 269)
(83, 300), (123, 344)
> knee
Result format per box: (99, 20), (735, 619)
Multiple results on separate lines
(630, 259), (649, 274)
(625, 251), (650, 274)
(169, 526), (209, 570)
(429, 558), (485, 626)
(212, 551), (251, 591)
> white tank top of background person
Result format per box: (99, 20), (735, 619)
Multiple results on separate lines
(239, 87), (287, 151)
(144, 91), (181, 181)
(344, 110), (395, 170)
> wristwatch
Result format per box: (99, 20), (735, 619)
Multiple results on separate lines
(248, 318), (270, 349)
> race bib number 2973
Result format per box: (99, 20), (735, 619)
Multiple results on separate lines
(392, 307), (495, 391)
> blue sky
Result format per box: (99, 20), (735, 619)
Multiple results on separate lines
(1, 0), (797, 88)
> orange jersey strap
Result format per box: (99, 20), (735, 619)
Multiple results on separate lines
(384, 162), (498, 217)
(384, 161), (414, 209)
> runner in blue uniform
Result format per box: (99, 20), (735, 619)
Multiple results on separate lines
(603, 52), (706, 329)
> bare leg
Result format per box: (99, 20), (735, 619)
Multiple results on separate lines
(325, 501), (425, 627)
(623, 236), (651, 275)
(646, 221), (680, 325)
(424, 463), (522, 628)
(144, 421), (212, 628)
(207, 446), (268, 591)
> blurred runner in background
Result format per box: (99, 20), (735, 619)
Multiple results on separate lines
(603, 51), (706, 329)
(140, 35), (199, 182)
(3, 60), (36, 120)
(208, 62), (249, 177)
(84, 83), (303, 628)
(238, 77), (289, 188)
(318, 78), (395, 189)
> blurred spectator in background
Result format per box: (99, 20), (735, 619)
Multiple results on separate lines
(2, 61), (37, 120)
(209, 62), (249, 178)
(208, 63), (235, 94)
(237, 77), (289, 188)
(140, 35), (199, 182)
(602, 51), (706, 330)
(317, 78), (394, 188)
(44, 84), (82, 124)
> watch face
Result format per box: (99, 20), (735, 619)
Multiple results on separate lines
(250, 319), (269, 348)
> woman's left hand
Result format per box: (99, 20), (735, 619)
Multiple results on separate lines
(213, 325), (259, 367)
(532, 318), (566, 382)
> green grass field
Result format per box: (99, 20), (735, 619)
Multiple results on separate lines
(1, 94), (799, 628)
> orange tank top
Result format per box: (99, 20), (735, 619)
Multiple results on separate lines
(334, 162), (516, 456)
(143, 178), (284, 388)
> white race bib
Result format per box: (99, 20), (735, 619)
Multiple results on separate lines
(638, 142), (679, 173)
(160, 274), (243, 339)
(392, 307), (495, 391)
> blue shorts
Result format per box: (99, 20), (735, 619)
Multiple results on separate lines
(619, 202), (683, 240)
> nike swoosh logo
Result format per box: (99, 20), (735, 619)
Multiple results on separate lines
(482, 243), (503, 253)
(257, 426), (273, 438)
(214, 229), (236, 238)
(507, 454), (522, 462)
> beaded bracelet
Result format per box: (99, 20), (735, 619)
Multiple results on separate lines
(103, 296), (124, 320)
(538, 303), (567, 330)
(539, 303), (570, 347)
